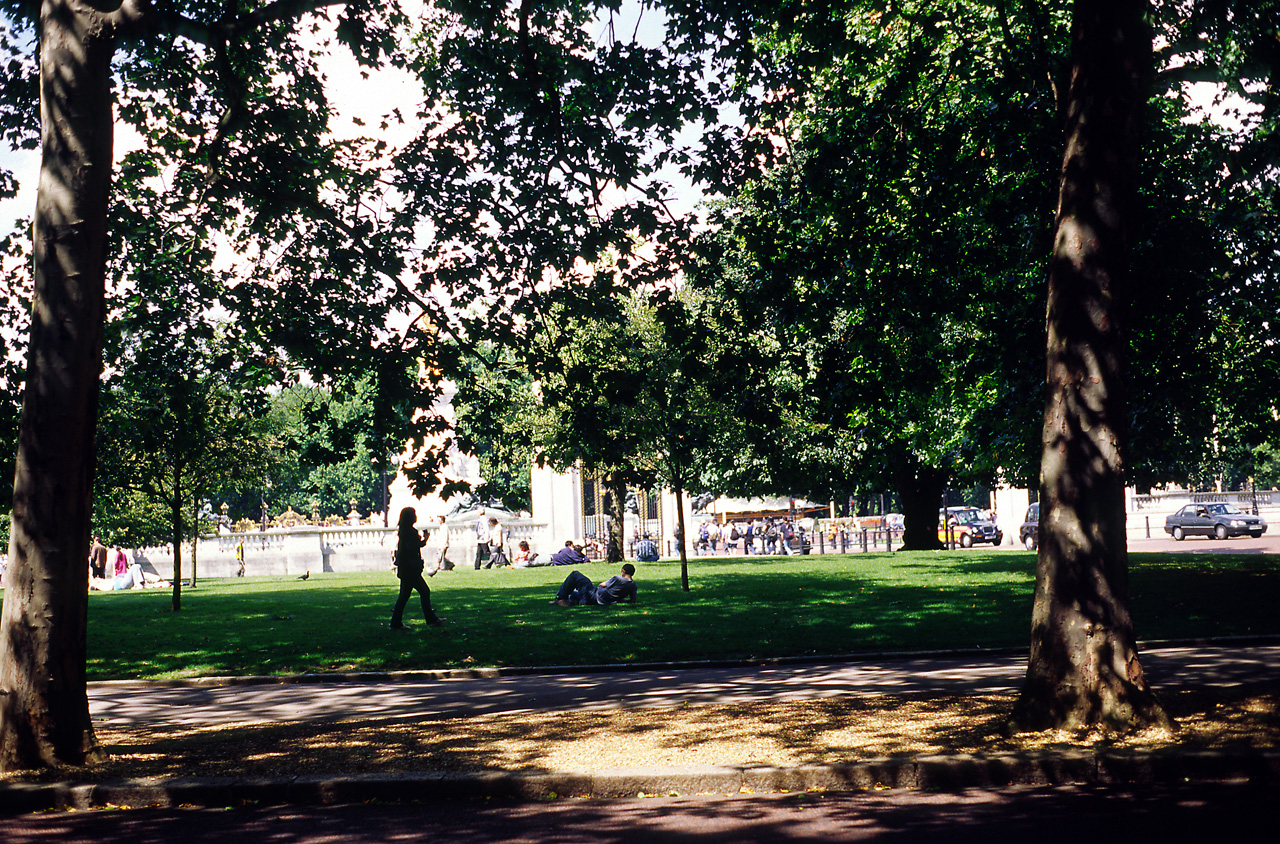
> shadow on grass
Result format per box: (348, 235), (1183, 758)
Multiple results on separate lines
(80, 551), (1280, 681)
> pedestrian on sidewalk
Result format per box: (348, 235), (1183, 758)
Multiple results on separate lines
(390, 507), (444, 629)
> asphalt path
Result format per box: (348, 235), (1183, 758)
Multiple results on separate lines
(1, 782), (1272, 842)
(88, 644), (1280, 729)
(1129, 531), (1280, 554)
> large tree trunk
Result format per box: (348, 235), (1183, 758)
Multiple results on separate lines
(605, 472), (626, 563)
(0, 1), (117, 771)
(1011, 0), (1169, 733)
(892, 459), (947, 551)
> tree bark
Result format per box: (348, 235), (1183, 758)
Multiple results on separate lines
(1011, 0), (1170, 733)
(171, 465), (183, 612)
(892, 459), (947, 551)
(189, 492), (199, 589)
(675, 484), (689, 592)
(605, 472), (626, 563)
(0, 0), (117, 771)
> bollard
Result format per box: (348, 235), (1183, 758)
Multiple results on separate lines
(819, 530), (825, 554)
(1145, 516), (1150, 539)
(861, 528), (868, 553)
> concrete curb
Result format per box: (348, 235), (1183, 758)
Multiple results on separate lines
(3, 749), (1277, 814)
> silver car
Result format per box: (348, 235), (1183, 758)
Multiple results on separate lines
(1163, 502), (1268, 541)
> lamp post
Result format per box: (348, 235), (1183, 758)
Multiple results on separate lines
(382, 449), (401, 527)
(261, 478), (271, 531)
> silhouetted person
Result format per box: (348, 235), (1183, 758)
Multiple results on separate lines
(390, 507), (444, 630)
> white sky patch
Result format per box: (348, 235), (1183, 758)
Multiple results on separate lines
(1184, 80), (1264, 133)
(0, 146), (36, 234)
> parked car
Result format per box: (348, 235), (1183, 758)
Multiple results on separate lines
(1020, 502), (1040, 550)
(938, 506), (1003, 547)
(1163, 502), (1268, 541)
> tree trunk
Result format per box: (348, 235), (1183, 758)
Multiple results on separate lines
(893, 460), (947, 551)
(675, 484), (689, 592)
(606, 472), (626, 563)
(171, 465), (184, 612)
(0, 1), (117, 771)
(1011, 0), (1169, 733)
(189, 493), (198, 589)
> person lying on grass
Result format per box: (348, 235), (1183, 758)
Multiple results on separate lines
(551, 564), (637, 607)
(549, 539), (587, 566)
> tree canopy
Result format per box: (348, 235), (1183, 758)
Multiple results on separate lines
(688, 0), (1063, 547)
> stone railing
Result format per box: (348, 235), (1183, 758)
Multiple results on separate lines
(318, 525), (396, 549)
(143, 520), (553, 579)
(502, 521), (545, 551)
(1130, 489), (1275, 513)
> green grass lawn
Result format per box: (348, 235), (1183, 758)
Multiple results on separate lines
(19, 550), (1277, 681)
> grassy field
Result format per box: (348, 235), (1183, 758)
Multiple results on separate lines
(13, 549), (1276, 681)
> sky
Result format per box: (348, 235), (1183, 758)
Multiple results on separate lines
(0, 114), (34, 233)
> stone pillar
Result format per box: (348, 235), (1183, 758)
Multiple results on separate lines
(531, 462), (583, 554)
(991, 485), (1031, 547)
(282, 527), (324, 576)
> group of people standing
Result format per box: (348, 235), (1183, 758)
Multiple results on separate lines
(694, 518), (806, 556)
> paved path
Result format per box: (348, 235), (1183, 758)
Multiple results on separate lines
(1129, 532), (1280, 554)
(88, 644), (1280, 729)
(1, 782), (1270, 842)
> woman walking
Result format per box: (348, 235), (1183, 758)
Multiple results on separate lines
(390, 507), (445, 629)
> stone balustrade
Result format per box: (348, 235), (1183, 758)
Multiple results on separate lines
(138, 520), (552, 579)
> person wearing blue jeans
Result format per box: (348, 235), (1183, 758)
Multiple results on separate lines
(552, 564), (637, 607)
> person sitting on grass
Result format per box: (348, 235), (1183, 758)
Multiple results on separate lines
(512, 540), (541, 567)
(635, 534), (659, 562)
(551, 563), (637, 607)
